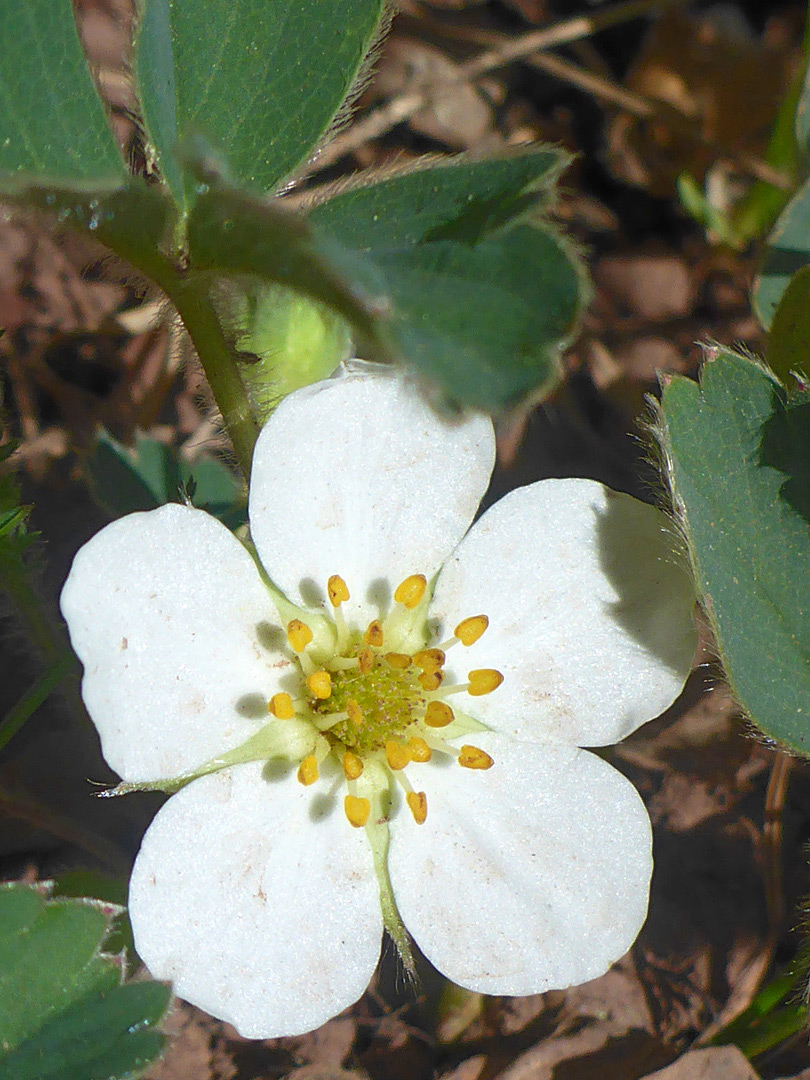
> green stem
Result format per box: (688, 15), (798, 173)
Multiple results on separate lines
(166, 275), (259, 479)
(0, 654), (73, 754)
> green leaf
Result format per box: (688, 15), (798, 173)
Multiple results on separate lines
(135, 0), (386, 205)
(87, 431), (182, 517)
(766, 261), (810, 382)
(86, 430), (246, 529)
(311, 152), (582, 410)
(309, 149), (567, 247)
(0, 654), (72, 755)
(189, 152), (582, 412)
(660, 349), (810, 754)
(0, 884), (169, 1080)
(0, 0), (122, 181)
(0, 179), (175, 280)
(753, 176), (810, 329)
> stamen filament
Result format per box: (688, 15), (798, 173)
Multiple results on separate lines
(326, 656), (359, 671)
(312, 710), (349, 731)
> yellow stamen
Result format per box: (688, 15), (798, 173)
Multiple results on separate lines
(364, 620), (384, 648)
(286, 619), (313, 653)
(346, 698), (364, 727)
(467, 669), (504, 696)
(419, 671), (444, 691)
(343, 751), (364, 780)
(385, 652), (411, 670)
(268, 692), (295, 719)
(458, 745), (494, 770)
(424, 701), (454, 728)
(394, 574), (427, 609)
(357, 649), (375, 674)
(344, 794), (370, 828)
(408, 736), (432, 762)
(385, 740), (412, 771)
(297, 754), (319, 785)
(327, 574), (350, 606)
(455, 615), (489, 646)
(406, 790), (428, 824)
(306, 670), (332, 699)
(414, 648), (445, 673)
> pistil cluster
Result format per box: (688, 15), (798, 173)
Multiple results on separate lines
(268, 573), (503, 829)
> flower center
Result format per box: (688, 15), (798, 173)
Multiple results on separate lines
(267, 573), (503, 829)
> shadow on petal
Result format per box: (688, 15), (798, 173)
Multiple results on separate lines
(594, 489), (695, 675)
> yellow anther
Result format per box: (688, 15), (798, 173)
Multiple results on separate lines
(385, 652), (411, 670)
(394, 574), (427, 609)
(343, 751), (364, 780)
(357, 649), (374, 674)
(346, 698), (364, 727)
(297, 754), (319, 785)
(286, 619), (313, 653)
(467, 669), (504, 696)
(455, 615), (489, 646)
(419, 670), (444, 691)
(268, 692), (295, 719)
(327, 574), (350, 606)
(407, 736), (432, 762)
(406, 790), (428, 825)
(385, 740), (412, 771)
(364, 620), (384, 648)
(424, 701), (454, 728)
(306, 670), (332, 699)
(344, 794), (371, 828)
(414, 648), (445, 673)
(458, 745), (494, 770)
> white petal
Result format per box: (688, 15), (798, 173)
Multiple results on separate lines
(129, 762), (382, 1038)
(389, 733), (651, 995)
(430, 479), (696, 746)
(248, 366), (495, 627)
(61, 504), (293, 782)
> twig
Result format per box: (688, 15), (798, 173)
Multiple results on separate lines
(695, 749), (795, 1045)
(313, 0), (675, 170)
(528, 52), (792, 191)
(0, 783), (130, 874)
(311, 0), (790, 194)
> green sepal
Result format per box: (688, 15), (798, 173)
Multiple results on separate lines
(100, 719), (319, 796)
(359, 760), (416, 978)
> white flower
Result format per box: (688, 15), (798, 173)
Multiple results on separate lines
(60, 365), (696, 1039)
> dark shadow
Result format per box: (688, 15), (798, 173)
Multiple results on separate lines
(235, 693), (268, 719)
(366, 576), (392, 618)
(759, 385), (810, 529)
(595, 489), (695, 674)
(261, 759), (293, 783)
(255, 620), (285, 652)
(298, 576), (325, 608)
